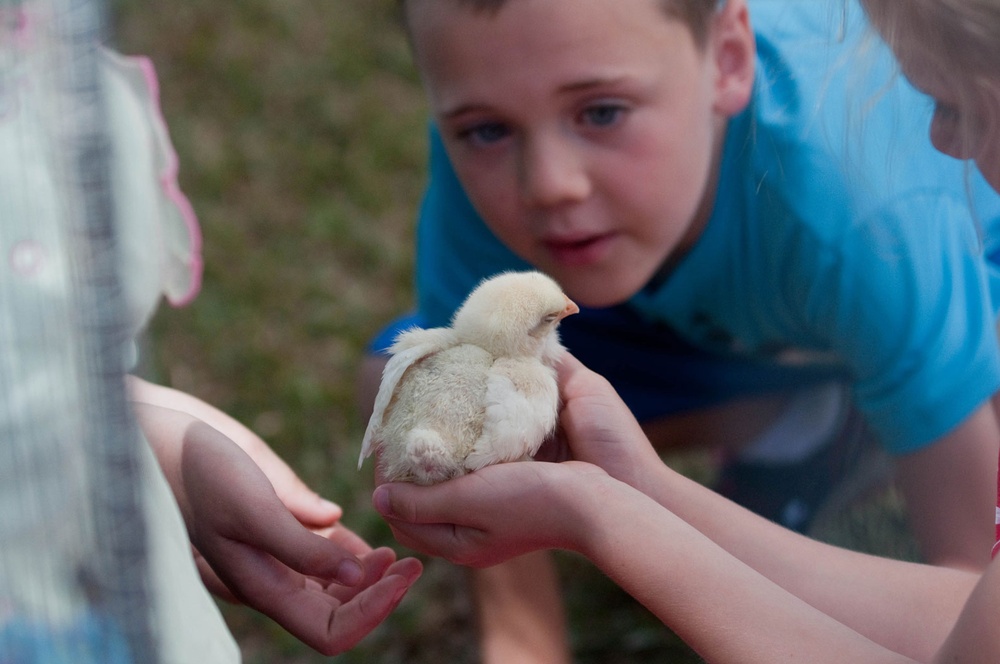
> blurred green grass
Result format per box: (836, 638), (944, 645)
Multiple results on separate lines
(112, 1), (917, 661)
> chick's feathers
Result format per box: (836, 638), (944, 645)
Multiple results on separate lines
(359, 271), (578, 485)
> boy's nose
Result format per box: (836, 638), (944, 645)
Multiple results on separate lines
(518, 134), (590, 209)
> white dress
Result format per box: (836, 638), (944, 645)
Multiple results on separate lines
(0, 4), (238, 661)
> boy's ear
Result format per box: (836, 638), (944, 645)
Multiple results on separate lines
(710, 0), (755, 116)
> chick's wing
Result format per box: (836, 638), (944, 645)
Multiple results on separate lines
(358, 326), (458, 469)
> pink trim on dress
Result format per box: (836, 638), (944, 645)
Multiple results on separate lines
(2, 6), (34, 50)
(133, 55), (203, 307)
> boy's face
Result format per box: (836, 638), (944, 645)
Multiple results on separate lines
(407, 0), (751, 307)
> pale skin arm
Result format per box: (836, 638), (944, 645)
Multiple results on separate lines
(374, 354), (995, 663)
(135, 402), (422, 655)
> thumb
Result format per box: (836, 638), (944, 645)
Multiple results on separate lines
(555, 350), (587, 383)
(372, 481), (475, 527)
(280, 486), (343, 528)
(373, 482), (436, 523)
(266, 462), (343, 527)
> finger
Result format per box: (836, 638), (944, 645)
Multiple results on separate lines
(320, 523), (376, 558)
(381, 556), (424, 586)
(556, 351), (597, 393)
(326, 552), (421, 603)
(318, 569), (420, 655)
(279, 486), (343, 529)
(215, 542), (399, 656)
(193, 549), (240, 603)
(242, 503), (365, 586)
(327, 547), (397, 601)
(246, 439), (344, 528)
(555, 351), (588, 384)
(357, 547), (398, 585)
(382, 518), (479, 561)
(244, 550), (420, 656)
(372, 480), (488, 529)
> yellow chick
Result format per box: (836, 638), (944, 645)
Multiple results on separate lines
(358, 271), (579, 485)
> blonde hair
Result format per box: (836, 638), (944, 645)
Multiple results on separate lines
(860, 0), (1000, 153)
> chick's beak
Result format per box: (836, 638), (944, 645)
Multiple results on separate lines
(559, 296), (580, 321)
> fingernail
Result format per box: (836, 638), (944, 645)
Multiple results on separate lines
(319, 498), (342, 515)
(336, 560), (363, 586)
(373, 486), (391, 517)
(391, 584), (408, 606)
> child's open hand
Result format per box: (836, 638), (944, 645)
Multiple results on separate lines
(136, 405), (422, 655)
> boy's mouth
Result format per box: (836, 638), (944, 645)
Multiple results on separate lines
(542, 232), (616, 266)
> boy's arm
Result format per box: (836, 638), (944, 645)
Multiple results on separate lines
(892, 402), (1000, 570)
(814, 189), (1000, 570)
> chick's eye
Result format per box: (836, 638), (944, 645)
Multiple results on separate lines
(458, 121), (511, 147)
(580, 103), (626, 128)
(530, 313), (560, 337)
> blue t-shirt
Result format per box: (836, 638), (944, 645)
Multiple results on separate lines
(407, 0), (1000, 454)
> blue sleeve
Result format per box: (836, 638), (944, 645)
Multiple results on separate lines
(819, 192), (1000, 453)
(744, 0), (1000, 453)
(414, 125), (531, 327)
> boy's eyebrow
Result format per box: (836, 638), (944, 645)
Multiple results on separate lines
(558, 76), (630, 93)
(440, 102), (494, 121)
(440, 75), (632, 118)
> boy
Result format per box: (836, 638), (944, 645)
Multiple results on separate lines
(364, 0), (1000, 660)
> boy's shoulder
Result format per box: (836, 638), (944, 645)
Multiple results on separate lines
(727, 0), (992, 240)
(745, 0), (911, 164)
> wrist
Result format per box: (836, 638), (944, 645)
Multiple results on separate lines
(558, 471), (639, 560)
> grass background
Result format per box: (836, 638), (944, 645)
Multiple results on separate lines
(111, 0), (918, 661)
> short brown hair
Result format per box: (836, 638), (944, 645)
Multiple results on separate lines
(398, 0), (723, 48)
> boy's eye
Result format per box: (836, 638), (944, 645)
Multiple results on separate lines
(580, 103), (626, 128)
(459, 122), (511, 146)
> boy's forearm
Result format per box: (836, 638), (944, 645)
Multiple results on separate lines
(894, 403), (999, 571)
